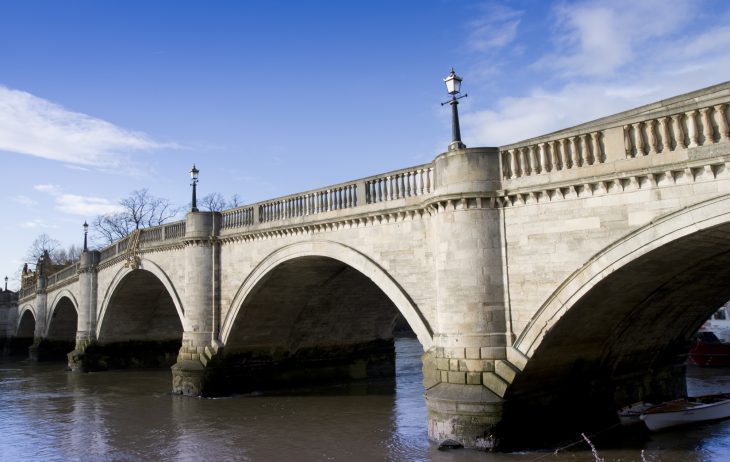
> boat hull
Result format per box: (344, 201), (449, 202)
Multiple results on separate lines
(640, 396), (730, 431)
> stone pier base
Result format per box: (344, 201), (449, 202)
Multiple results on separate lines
(68, 339), (181, 372)
(172, 338), (396, 397)
(28, 338), (75, 362)
(425, 383), (503, 450)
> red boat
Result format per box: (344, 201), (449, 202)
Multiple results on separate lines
(688, 332), (730, 366)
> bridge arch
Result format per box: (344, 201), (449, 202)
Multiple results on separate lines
(97, 259), (185, 340)
(502, 194), (730, 444)
(46, 290), (78, 339)
(15, 305), (36, 338)
(221, 240), (433, 349)
(516, 193), (730, 358)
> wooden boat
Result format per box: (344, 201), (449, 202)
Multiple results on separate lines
(688, 331), (730, 366)
(639, 393), (730, 431)
(618, 402), (655, 426)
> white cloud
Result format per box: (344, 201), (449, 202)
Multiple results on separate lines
(33, 183), (121, 216)
(467, 4), (523, 52)
(20, 219), (51, 229)
(12, 195), (38, 207)
(0, 85), (177, 169)
(463, 0), (730, 146)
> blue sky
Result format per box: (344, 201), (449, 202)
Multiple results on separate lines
(2, 0), (729, 288)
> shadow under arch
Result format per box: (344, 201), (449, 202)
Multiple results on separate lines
(516, 194), (730, 358)
(8, 305), (36, 357)
(221, 240), (433, 349)
(500, 194), (730, 448)
(214, 240), (433, 395)
(97, 259), (185, 339)
(39, 291), (79, 360)
(46, 289), (79, 336)
(91, 259), (184, 369)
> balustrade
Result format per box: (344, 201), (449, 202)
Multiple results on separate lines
(364, 166), (433, 203)
(501, 130), (605, 179)
(623, 103), (729, 158)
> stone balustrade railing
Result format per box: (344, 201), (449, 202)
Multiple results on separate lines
(259, 183), (359, 223)
(623, 103), (729, 157)
(19, 285), (35, 300)
(501, 84), (730, 183)
(221, 164), (434, 231)
(501, 131), (605, 179)
(364, 165), (433, 203)
(47, 263), (79, 288)
(222, 207), (255, 229)
(97, 219), (187, 263)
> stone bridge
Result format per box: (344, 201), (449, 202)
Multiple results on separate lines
(9, 81), (730, 448)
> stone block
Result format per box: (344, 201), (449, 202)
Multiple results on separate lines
(482, 372), (508, 397)
(466, 372), (482, 385)
(435, 358), (449, 371)
(448, 371), (466, 385)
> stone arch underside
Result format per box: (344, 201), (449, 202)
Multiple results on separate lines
(501, 220), (730, 447)
(92, 269), (183, 369)
(221, 254), (420, 393)
(8, 308), (35, 356)
(39, 296), (78, 360)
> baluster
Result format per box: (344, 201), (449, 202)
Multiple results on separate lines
(659, 117), (671, 152)
(557, 138), (568, 168)
(623, 125), (633, 158)
(579, 135), (590, 165)
(700, 107), (715, 144)
(646, 119), (657, 155)
(426, 168), (432, 193)
(538, 143), (548, 172)
(591, 132), (603, 163)
(399, 173), (405, 199)
(376, 178), (382, 202)
(714, 104), (729, 142)
(527, 146), (538, 174)
(672, 114), (686, 149)
(405, 172), (411, 197)
(517, 147), (528, 175)
(632, 122), (645, 156)
(548, 141), (560, 171)
(569, 136), (580, 167)
(686, 110), (699, 147)
(506, 149), (516, 178)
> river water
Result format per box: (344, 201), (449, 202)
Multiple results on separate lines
(2, 338), (730, 461)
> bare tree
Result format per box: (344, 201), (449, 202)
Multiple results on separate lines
(52, 244), (81, 265)
(93, 189), (180, 245)
(199, 192), (227, 212)
(228, 193), (242, 208)
(26, 233), (60, 263)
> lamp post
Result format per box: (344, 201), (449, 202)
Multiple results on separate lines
(190, 164), (199, 212)
(441, 68), (467, 151)
(83, 221), (89, 252)
(4, 276), (7, 291)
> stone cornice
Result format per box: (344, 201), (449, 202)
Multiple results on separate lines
(498, 157), (729, 208)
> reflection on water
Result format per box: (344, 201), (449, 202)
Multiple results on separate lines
(2, 340), (730, 461)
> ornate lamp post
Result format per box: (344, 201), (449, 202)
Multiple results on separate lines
(190, 164), (199, 212)
(441, 68), (467, 151)
(83, 221), (89, 252)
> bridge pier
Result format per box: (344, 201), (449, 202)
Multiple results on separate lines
(422, 147), (511, 449)
(172, 211), (220, 395)
(68, 250), (99, 371)
(27, 275), (47, 361)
